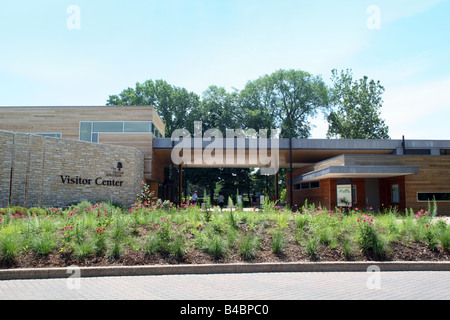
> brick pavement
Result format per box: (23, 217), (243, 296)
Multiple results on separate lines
(0, 271), (449, 300)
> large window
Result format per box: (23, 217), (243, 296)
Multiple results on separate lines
(79, 121), (162, 142)
(417, 192), (450, 202)
(440, 149), (450, 155)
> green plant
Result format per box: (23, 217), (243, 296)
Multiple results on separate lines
(169, 234), (186, 259)
(439, 227), (450, 251)
(0, 232), (22, 263)
(305, 236), (319, 259)
(238, 233), (259, 261)
(28, 207), (47, 216)
(271, 229), (284, 254)
(143, 234), (160, 256)
(342, 240), (355, 260)
(294, 214), (308, 231)
(207, 234), (227, 259)
(425, 225), (438, 251)
(31, 232), (57, 256)
(108, 239), (123, 258)
(228, 211), (239, 230)
(357, 222), (386, 259)
(137, 181), (154, 205)
(73, 240), (95, 260)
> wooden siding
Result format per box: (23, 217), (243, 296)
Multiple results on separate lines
(288, 155), (450, 215)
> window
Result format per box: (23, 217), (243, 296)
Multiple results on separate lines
(391, 184), (400, 203)
(34, 133), (62, 138)
(79, 122), (92, 142)
(352, 185), (357, 204)
(310, 181), (320, 189)
(79, 121), (158, 142)
(93, 122), (123, 132)
(294, 181), (320, 191)
(124, 121), (151, 133)
(440, 149), (450, 155)
(404, 149), (431, 155)
(417, 192), (450, 202)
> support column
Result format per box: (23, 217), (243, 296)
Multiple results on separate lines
(178, 164), (183, 207)
(289, 135), (293, 208)
(275, 172), (279, 202)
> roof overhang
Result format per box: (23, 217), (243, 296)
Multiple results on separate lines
(293, 165), (419, 183)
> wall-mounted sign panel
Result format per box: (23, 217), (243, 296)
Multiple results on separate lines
(337, 184), (352, 207)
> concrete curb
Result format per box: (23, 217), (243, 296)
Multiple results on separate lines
(1, 261), (450, 280)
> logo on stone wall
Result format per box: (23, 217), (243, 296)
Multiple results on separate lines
(106, 162), (124, 177)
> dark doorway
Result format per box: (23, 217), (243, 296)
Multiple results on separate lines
(365, 178), (380, 211)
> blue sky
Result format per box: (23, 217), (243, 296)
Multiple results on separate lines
(1, 0), (449, 139)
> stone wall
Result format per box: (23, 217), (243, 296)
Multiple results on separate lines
(0, 130), (144, 208)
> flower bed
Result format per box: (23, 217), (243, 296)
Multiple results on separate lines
(0, 201), (449, 269)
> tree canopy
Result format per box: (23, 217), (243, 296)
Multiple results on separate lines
(326, 69), (390, 139)
(106, 68), (390, 204)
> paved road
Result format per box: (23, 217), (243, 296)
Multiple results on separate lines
(1, 271), (449, 300)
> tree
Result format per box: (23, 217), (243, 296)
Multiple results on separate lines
(326, 69), (390, 139)
(107, 79), (200, 136)
(240, 69), (329, 138)
(196, 85), (241, 132)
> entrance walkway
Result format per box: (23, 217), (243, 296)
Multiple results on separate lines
(1, 271), (449, 300)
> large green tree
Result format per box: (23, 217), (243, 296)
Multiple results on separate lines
(107, 79), (200, 136)
(326, 69), (390, 139)
(240, 69), (329, 138)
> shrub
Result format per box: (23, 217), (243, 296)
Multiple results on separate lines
(5, 206), (28, 216)
(28, 207), (47, 216)
(425, 225), (438, 251)
(357, 222), (386, 259)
